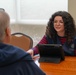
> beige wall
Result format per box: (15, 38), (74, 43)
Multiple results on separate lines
(10, 24), (46, 46)
(10, 0), (76, 47)
(68, 0), (76, 24)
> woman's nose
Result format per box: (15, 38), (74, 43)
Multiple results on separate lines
(56, 22), (60, 25)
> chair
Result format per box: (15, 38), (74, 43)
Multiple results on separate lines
(9, 32), (33, 51)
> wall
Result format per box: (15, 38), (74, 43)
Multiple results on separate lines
(68, 0), (76, 23)
(10, 24), (46, 46)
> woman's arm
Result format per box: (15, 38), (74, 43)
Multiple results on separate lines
(27, 35), (48, 59)
(33, 35), (48, 55)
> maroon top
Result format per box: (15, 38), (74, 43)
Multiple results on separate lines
(32, 35), (76, 55)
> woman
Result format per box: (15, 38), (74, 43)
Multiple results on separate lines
(27, 11), (76, 59)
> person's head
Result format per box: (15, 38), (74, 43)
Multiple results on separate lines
(0, 10), (11, 43)
(46, 11), (76, 44)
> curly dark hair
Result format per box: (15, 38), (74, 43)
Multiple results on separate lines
(46, 11), (76, 44)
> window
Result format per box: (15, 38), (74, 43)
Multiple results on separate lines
(0, 0), (16, 24)
(0, 0), (68, 25)
(18, 0), (68, 25)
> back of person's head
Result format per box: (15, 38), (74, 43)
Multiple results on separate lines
(0, 9), (11, 43)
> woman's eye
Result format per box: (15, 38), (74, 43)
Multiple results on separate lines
(60, 21), (63, 23)
(54, 21), (63, 23)
(54, 21), (57, 23)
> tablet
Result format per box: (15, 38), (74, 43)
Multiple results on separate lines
(37, 44), (65, 63)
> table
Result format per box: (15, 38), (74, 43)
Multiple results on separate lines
(40, 56), (76, 75)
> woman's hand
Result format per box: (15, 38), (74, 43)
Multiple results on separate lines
(33, 54), (40, 60)
(27, 49), (34, 57)
(27, 49), (40, 61)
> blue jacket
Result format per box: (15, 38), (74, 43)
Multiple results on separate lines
(0, 43), (45, 75)
(46, 36), (76, 56)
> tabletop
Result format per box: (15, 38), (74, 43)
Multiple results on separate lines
(39, 56), (76, 75)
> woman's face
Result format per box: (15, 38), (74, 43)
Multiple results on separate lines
(53, 16), (65, 35)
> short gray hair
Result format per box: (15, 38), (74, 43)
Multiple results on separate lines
(0, 10), (10, 42)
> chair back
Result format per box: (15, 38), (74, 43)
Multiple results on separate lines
(9, 32), (33, 51)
